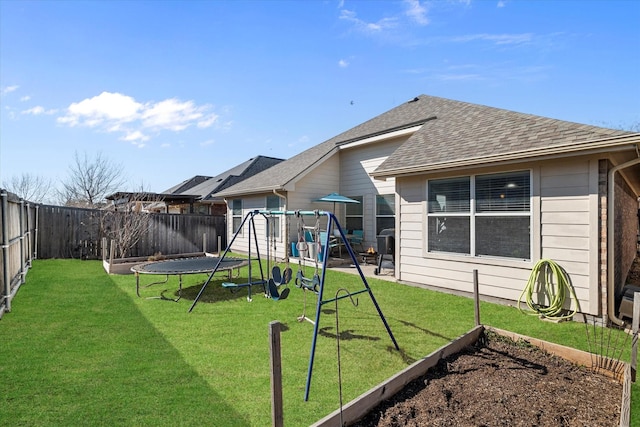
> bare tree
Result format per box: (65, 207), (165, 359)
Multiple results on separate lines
(101, 208), (151, 258)
(101, 185), (161, 258)
(59, 151), (126, 207)
(2, 172), (52, 203)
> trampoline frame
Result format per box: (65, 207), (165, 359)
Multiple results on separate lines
(131, 256), (248, 302)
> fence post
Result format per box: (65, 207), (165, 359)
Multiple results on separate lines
(270, 321), (284, 427)
(1, 190), (10, 313)
(631, 292), (639, 382)
(34, 204), (39, 260)
(19, 199), (25, 284)
(473, 269), (480, 326)
(109, 239), (115, 265)
(202, 233), (206, 253)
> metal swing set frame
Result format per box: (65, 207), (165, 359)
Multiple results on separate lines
(188, 209), (399, 401)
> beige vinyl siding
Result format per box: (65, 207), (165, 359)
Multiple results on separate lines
(539, 159), (598, 314)
(288, 154), (340, 211)
(340, 137), (404, 249)
(396, 158), (599, 314)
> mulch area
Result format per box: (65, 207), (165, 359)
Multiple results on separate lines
(350, 332), (622, 427)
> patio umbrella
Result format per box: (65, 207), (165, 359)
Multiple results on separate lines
(313, 192), (360, 213)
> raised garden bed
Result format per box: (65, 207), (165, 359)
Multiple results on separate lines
(312, 326), (629, 427)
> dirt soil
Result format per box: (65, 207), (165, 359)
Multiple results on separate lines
(351, 333), (622, 427)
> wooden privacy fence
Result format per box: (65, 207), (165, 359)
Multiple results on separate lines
(37, 205), (226, 260)
(0, 197), (226, 317)
(0, 190), (38, 318)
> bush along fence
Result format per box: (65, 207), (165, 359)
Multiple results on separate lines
(0, 190), (37, 318)
(0, 194), (226, 317)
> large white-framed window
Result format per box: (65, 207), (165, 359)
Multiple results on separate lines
(376, 194), (395, 236)
(265, 195), (281, 239)
(345, 195), (363, 232)
(231, 199), (243, 235)
(427, 170), (531, 260)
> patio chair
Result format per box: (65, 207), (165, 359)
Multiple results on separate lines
(320, 231), (344, 258)
(349, 229), (365, 252)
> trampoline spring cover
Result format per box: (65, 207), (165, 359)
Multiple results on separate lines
(131, 257), (248, 275)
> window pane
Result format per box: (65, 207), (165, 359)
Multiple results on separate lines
(266, 217), (280, 238)
(232, 217), (242, 233)
(476, 216), (530, 259)
(376, 194), (395, 216)
(346, 196), (363, 215)
(232, 199), (242, 215)
(346, 217), (363, 231)
(428, 216), (470, 254)
(266, 195), (281, 211)
(376, 217), (395, 236)
(428, 177), (470, 213)
(476, 171), (530, 212)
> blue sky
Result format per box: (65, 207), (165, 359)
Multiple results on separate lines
(1, 0), (639, 199)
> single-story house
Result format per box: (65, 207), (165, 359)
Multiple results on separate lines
(107, 155), (284, 215)
(215, 95), (640, 325)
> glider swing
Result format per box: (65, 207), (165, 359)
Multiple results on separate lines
(266, 212), (292, 301)
(294, 211), (322, 323)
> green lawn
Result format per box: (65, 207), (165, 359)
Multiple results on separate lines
(0, 259), (636, 426)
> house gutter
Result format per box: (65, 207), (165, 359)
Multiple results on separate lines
(272, 189), (289, 258)
(372, 134), (639, 179)
(607, 153), (640, 326)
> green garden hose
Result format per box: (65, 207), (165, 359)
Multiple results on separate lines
(518, 259), (579, 320)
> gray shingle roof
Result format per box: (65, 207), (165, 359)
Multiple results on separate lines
(374, 95), (634, 177)
(215, 98), (438, 197)
(216, 95), (636, 196)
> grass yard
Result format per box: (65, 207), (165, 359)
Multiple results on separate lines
(0, 259), (638, 426)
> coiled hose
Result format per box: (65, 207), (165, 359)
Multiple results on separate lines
(518, 259), (579, 320)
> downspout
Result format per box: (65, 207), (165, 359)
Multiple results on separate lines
(273, 189), (289, 258)
(607, 154), (640, 326)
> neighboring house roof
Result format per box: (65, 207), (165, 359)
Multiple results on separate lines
(167, 155), (285, 202)
(164, 175), (212, 195)
(216, 94), (639, 197)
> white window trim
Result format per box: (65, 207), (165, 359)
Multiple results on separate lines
(231, 199), (243, 236)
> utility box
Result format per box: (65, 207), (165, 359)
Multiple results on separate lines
(618, 284), (640, 320)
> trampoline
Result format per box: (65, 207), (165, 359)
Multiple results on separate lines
(131, 256), (249, 301)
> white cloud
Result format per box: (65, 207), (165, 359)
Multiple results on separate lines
(20, 95), (31, 102)
(449, 33), (534, 45)
(22, 106), (45, 115)
(21, 106), (58, 115)
(121, 130), (149, 142)
(57, 91), (225, 145)
(197, 114), (219, 128)
(142, 98), (203, 131)
(0, 85), (19, 96)
(58, 91), (142, 127)
(200, 139), (215, 147)
(497, 1), (507, 7)
(338, 59), (349, 68)
(339, 9), (397, 34)
(404, 0), (430, 26)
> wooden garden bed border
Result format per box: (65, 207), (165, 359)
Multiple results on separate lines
(311, 324), (631, 427)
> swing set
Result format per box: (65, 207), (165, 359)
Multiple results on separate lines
(188, 209), (399, 401)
